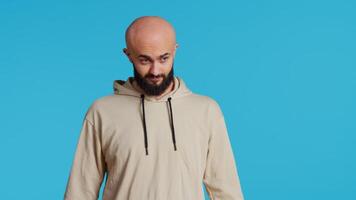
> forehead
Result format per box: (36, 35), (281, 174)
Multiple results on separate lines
(130, 36), (175, 58)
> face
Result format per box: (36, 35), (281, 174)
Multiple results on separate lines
(124, 37), (177, 96)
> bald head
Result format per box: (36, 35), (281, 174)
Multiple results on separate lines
(123, 16), (178, 98)
(122, 16), (178, 97)
(124, 16), (177, 54)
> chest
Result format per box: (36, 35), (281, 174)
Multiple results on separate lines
(100, 101), (210, 172)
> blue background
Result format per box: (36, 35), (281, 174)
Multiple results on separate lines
(0, 0), (355, 199)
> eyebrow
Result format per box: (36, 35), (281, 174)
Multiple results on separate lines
(138, 53), (170, 60)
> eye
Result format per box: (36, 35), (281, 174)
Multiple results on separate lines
(139, 58), (150, 64)
(160, 56), (169, 62)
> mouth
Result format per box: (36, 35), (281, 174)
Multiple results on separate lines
(147, 77), (162, 84)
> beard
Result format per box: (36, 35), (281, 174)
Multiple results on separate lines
(133, 62), (175, 96)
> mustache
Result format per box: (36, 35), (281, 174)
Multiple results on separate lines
(145, 74), (165, 79)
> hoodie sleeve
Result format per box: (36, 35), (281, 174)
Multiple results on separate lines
(203, 99), (244, 200)
(64, 109), (106, 200)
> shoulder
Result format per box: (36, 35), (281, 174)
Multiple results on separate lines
(185, 92), (224, 118)
(85, 95), (115, 111)
(190, 92), (222, 109)
(82, 94), (121, 121)
(185, 92), (219, 106)
(89, 93), (138, 110)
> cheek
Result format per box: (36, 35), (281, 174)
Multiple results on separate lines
(163, 66), (172, 74)
(163, 61), (173, 73)
(133, 62), (149, 74)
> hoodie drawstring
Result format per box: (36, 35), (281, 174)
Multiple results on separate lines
(140, 94), (149, 155)
(140, 94), (177, 156)
(167, 97), (177, 151)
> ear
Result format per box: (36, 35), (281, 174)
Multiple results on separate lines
(123, 48), (129, 56)
(123, 48), (133, 63)
(173, 43), (178, 56)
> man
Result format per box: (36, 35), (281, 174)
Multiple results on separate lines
(64, 16), (244, 200)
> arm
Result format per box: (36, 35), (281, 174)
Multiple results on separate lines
(64, 115), (106, 200)
(203, 100), (244, 200)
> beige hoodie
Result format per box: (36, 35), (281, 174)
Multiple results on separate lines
(64, 76), (244, 200)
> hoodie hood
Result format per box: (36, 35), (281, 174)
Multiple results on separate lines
(113, 76), (192, 102)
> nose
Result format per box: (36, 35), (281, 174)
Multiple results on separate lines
(148, 62), (161, 76)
